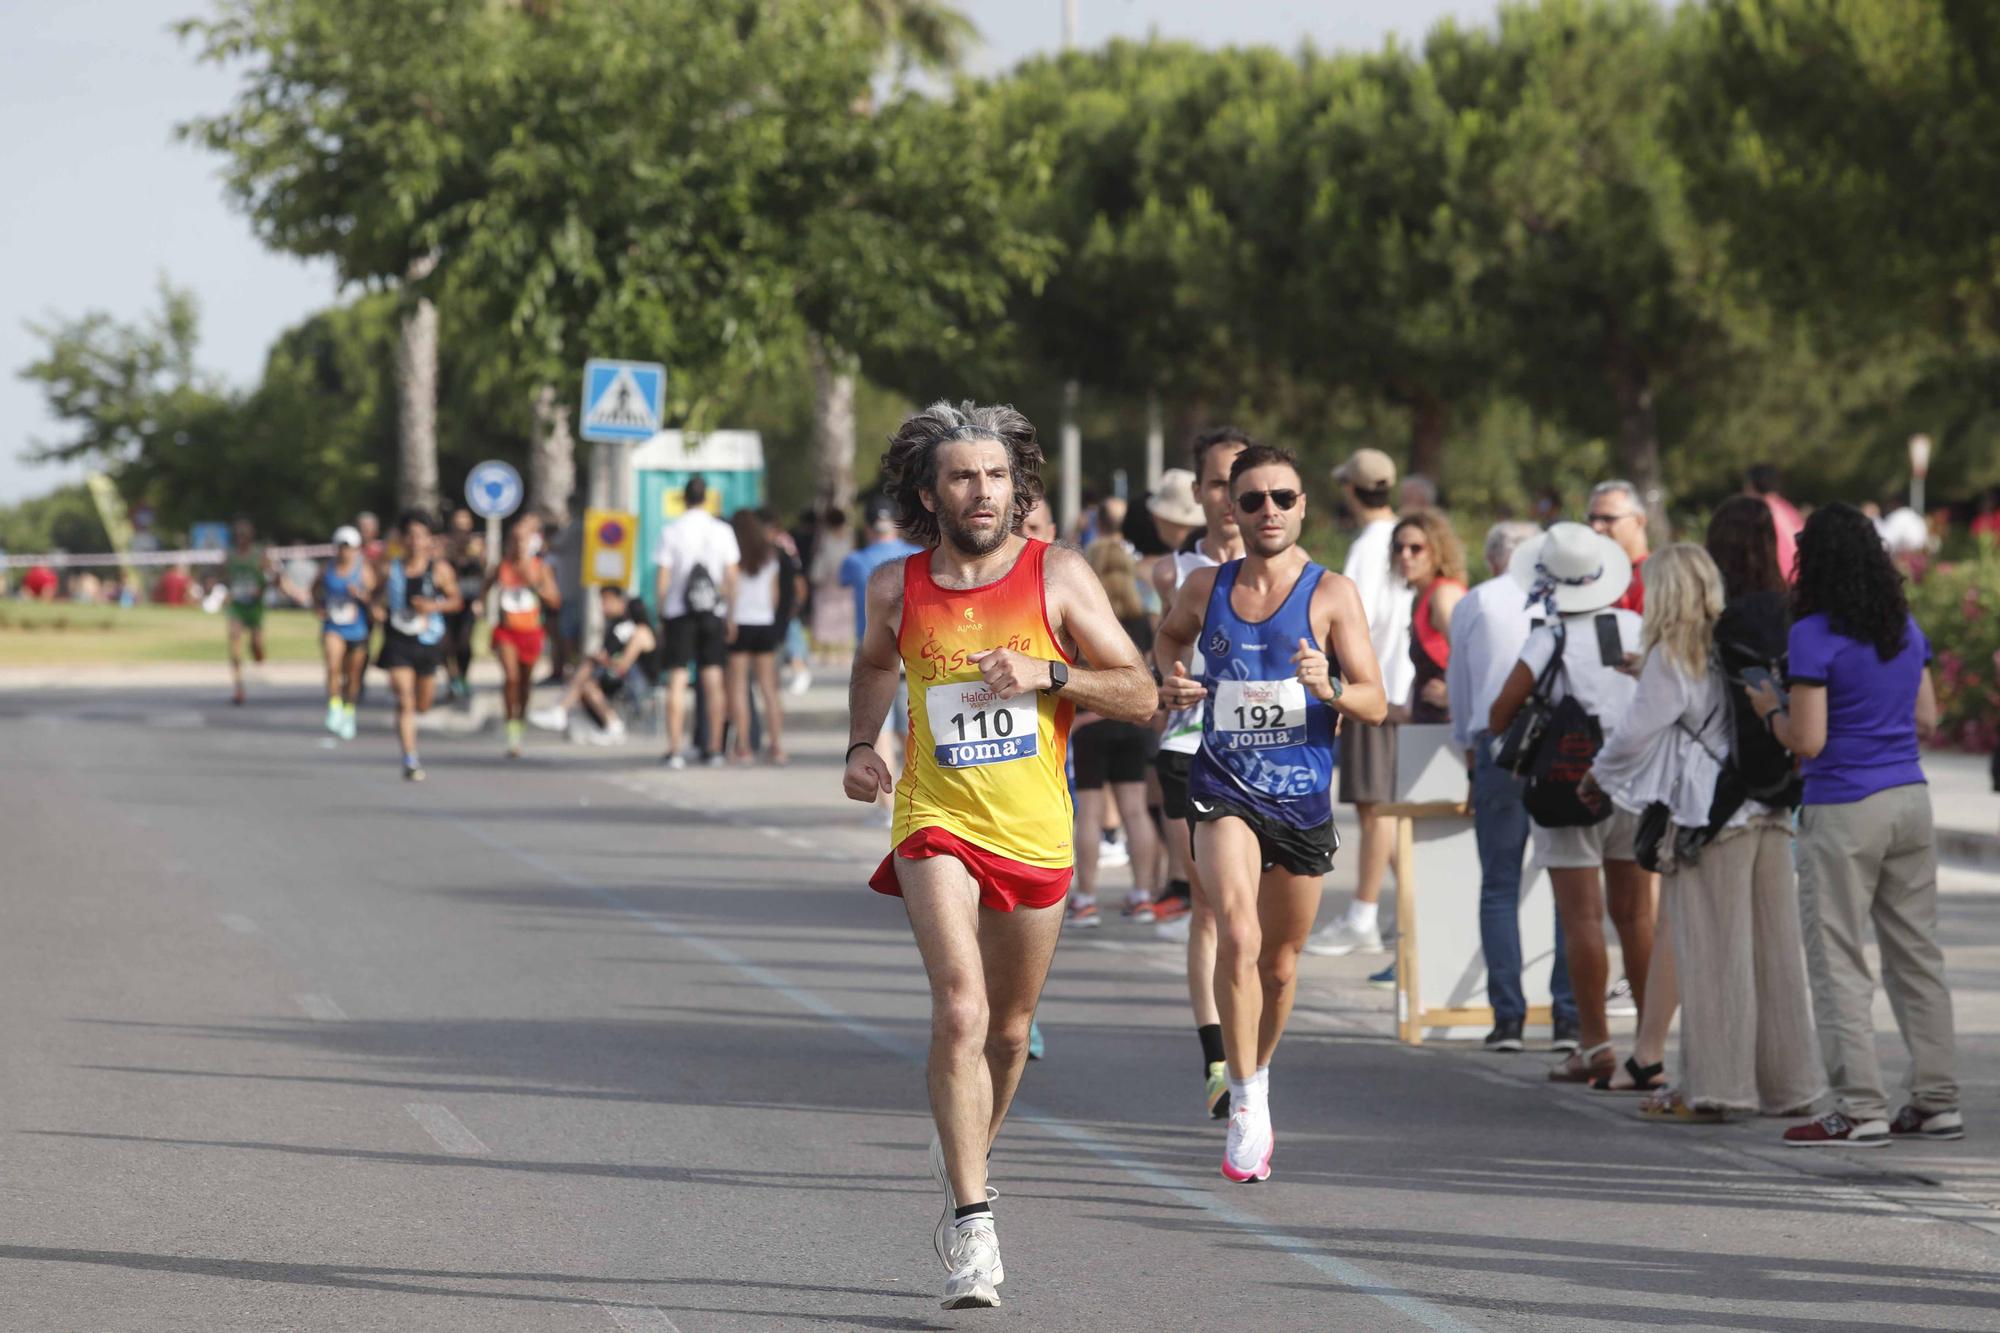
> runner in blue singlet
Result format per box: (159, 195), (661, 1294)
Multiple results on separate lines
(1153, 442), (1388, 1185)
(316, 525), (375, 740)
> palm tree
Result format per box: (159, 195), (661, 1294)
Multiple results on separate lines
(809, 1), (977, 517)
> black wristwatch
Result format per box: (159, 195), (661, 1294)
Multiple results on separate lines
(1045, 659), (1069, 693)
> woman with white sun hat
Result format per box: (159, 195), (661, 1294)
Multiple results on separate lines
(1488, 521), (1657, 1086)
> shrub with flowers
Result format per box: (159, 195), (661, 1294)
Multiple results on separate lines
(1907, 538), (2000, 752)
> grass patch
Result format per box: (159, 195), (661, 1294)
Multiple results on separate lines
(0, 601), (326, 665)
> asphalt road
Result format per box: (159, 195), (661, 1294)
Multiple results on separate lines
(3, 680), (1998, 1331)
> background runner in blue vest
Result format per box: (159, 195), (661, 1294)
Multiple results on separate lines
(316, 525), (374, 740)
(1154, 443), (1386, 1184)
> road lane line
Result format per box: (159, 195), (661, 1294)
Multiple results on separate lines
(404, 1103), (488, 1155)
(453, 820), (1482, 1332)
(217, 913), (260, 935)
(293, 992), (347, 1022)
(596, 1302), (682, 1332)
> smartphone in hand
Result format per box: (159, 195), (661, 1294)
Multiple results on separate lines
(1594, 613), (1624, 668)
(1741, 665), (1787, 709)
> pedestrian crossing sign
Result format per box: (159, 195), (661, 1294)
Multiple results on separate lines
(580, 359), (666, 443)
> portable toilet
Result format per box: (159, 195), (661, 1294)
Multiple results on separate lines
(631, 430), (765, 606)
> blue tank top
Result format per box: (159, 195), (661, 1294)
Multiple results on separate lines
(322, 565), (370, 642)
(1187, 559), (1338, 828)
(386, 559), (445, 645)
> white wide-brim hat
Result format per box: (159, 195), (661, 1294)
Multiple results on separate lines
(1146, 468), (1204, 528)
(1509, 521), (1632, 613)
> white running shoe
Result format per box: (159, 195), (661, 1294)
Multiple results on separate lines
(940, 1217), (1003, 1309)
(1221, 1104), (1274, 1183)
(1099, 832), (1130, 868)
(786, 665), (813, 696)
(1303, 918), (1384, 957)
(1155, 912), (1191, 943)
(928, 1131), (956, 1271)
(527, 705), (568, 732)
(337, 707), (357, 741)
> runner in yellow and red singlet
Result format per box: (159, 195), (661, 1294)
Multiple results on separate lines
(843, 402), (1156, 1311)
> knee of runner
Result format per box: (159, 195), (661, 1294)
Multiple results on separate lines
(984, 1015), (1031, 1061)
(1258, 948), (1299, 993)
(933, 991), (990, 1049)
(1217, 918), (1262, 966)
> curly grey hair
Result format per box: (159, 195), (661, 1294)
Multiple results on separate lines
(880, 401), (1044, 548)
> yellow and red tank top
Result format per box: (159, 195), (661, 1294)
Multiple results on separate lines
(895, 539), (1075, 869)
(496, 559), (545, 633)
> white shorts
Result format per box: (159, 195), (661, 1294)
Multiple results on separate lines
(1532, 805), (1642, 870)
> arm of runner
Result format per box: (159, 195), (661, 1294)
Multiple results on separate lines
(1311, 572), (1388, 725)
(430, 562), (464, 616)
(977, 544), (1153, 723)
(1151, 564), (1215, 710)
(843, 559), (905, 801)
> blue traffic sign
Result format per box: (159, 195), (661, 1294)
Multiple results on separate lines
(580, 359), (666, 443)
(465, 460), (524, 519)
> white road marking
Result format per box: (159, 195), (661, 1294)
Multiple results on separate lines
(293, 992), (347, 1022)
(597, 1302), (682, 1332)
(453, 820), (1483, 1333)
(217, 913), (260, 935)
(404, 1103), (488, 1155)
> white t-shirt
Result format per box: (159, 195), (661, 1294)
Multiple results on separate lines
(1446, 575), (1540, 754)
(731, 561), (780, 627)
(1515, 610), (1643, 730)
(653, 509), (741, 620)
(1344, 517), (1415, 706)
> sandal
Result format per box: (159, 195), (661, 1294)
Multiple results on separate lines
(1548, 1041), (1616, 1084)
(1592, 1055), (1667, 1094)
(1637, 1092), (1726, 1124)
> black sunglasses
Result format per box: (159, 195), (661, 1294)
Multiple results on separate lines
(1236, 488), (1300, 514)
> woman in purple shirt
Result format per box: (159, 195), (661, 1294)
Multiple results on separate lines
(1747, 503), (1960, 1148)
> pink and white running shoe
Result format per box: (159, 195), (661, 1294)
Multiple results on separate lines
(1221, 1104), (1273, 1183)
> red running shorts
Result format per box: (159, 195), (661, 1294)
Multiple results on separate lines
(869, 825), (1071, 913)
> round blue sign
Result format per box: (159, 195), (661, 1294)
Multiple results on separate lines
(465, 461), (524, 519)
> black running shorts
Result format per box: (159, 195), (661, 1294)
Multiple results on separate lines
(1154, 747), (1194, 821)
(1072, 719), (1157, 790)
(1187, 795), (1339, 877)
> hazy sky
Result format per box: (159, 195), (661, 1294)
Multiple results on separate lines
(0, 0), (1497, 505)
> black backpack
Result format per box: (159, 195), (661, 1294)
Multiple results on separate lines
(1505, 620), (1613, 829)
(1713, 591), (1802, 810)
(683, 560), (719, 615)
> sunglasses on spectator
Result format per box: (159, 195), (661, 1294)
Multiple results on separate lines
(1236, 489), (1300, 514)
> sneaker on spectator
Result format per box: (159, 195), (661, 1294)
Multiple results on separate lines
(528, 705), (568, 732)
(1889, 1105), (1964, 1141)
(1151, 894), (1191, 925)
(1366, 960), (1396, 989)
(1783, 1111), (1889, 1148)
(1606, 977), (1638, 1017)
(1065, 897), (1100, 930)
(1155, 912), (1191, 944)
(1483, 1020), (1524, 1053)
(1099, 830), (1130, 868)
(1305, 918), (1384, 957)
(1121, 891), (1155, 922)
(1550, 1017), (1581, 1054)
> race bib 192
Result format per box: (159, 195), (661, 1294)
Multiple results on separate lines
(926, 681), (1038, 768)
(1213, 678), (1309, 750)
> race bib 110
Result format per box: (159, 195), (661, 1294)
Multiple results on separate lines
(926, 681), (1038, 769)
(1213, 678), (1309, 750)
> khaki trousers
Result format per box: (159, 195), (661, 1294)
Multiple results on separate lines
(1796, 783), (1959, 1122)
(1668, 819), (1824, 1114)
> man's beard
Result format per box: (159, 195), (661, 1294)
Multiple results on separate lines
(939, 504), (1010, 556)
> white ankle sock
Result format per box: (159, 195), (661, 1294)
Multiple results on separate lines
(1347, 900), (1379, 932)
(1228, 1073), (1265, 1115)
